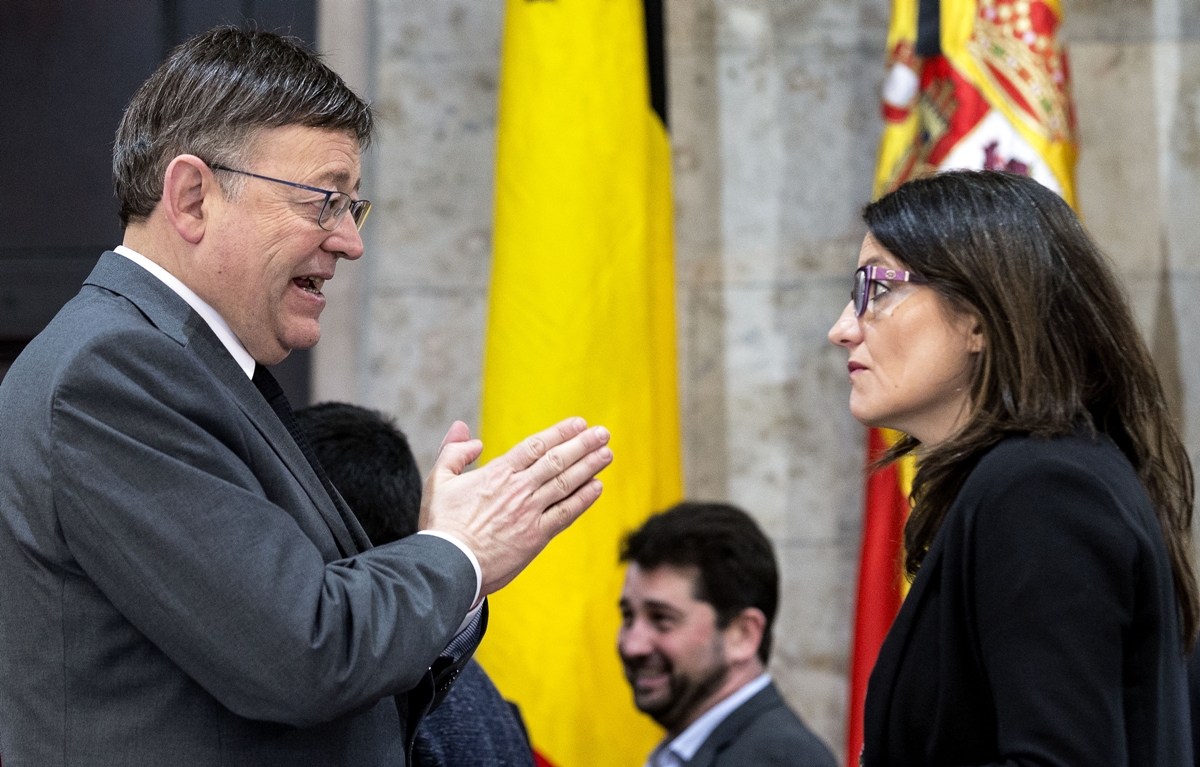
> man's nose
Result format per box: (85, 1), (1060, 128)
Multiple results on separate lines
(326, 208), (365, 260)
(618, 621), (653, 658)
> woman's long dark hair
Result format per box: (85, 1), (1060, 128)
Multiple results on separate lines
(866, 170), (1198, 649)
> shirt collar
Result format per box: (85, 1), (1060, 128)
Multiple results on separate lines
(659, 673), (772, 763)
(114, 245), (257, 379)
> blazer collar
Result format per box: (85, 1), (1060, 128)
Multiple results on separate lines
(86, 251), (198, 348)
(83, 252), (364, 557)
(685, 681), (786, 766)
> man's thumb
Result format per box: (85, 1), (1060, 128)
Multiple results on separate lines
(434, 421), (483, 475)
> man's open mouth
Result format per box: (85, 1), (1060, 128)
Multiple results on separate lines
(294, 276), (325, 295)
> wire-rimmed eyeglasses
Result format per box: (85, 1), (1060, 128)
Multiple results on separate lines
(209, 163), (371, 231)
(852, 265), (927, 317)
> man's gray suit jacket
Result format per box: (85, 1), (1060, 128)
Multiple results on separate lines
(682, 682), (837, 767)
(0, 252), (478, 766)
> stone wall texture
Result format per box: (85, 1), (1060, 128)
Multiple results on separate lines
(315, 0), (1200, 763)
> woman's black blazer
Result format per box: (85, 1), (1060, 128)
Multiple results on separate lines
(862, 432), (1192, 766)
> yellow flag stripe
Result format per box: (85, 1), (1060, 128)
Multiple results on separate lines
(477, 2), (682, 765)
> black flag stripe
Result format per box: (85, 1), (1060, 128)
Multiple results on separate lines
(644, 0), (668, 128)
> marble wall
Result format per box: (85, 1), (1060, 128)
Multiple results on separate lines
(1068, 0), (1200, 457)
(666, 0), (888, 750)
(314, 0), (1200, 763)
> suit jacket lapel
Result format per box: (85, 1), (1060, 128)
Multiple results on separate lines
(84, 252), (364, 558)
(685, 682), (784, 767)
(221, 356), (365, 557)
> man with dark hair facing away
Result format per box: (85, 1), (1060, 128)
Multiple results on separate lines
(618, 502), (836, 767)
(295, 402), (535, 767)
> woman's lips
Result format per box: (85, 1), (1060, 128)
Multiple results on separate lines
(848, 361), (866, 373)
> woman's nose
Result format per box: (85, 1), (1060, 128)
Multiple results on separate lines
(828, 301), (862, 347)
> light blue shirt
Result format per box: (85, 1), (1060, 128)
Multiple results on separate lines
(645, 673), (772, 767)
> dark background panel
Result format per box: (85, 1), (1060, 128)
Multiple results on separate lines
(0, 0), (316, 403)
(0, 0), (162, 253)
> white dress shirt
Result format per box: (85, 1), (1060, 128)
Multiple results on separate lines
(644, 673), (773, 767)
(112, 246), (483, 623)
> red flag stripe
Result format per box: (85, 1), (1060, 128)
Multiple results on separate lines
(845, 427), (909, 763)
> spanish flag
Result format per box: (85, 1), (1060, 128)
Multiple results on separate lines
(475, 2), (681, 766)
(848, 0), (1077, 761)
(873, 0), (1076, 203)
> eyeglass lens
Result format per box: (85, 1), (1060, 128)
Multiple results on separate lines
(319, 194), (372, 231)
(852, 267), (869, 317)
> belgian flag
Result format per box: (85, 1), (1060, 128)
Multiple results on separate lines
(475, 2), (681, 765)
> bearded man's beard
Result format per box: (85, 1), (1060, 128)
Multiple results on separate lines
(624, 648), (730, 733)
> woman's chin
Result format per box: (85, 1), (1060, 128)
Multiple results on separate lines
(848, 400), (887, 430)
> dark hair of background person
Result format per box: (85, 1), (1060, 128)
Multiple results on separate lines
(294, 403), (421, 544)
(113, 25), (375, 228)
(865, 169), (1199, 649)
(620, 501), (779, 664)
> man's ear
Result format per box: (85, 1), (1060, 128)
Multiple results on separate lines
(722, 607), (767, 665)
(161, 155), (215, 244)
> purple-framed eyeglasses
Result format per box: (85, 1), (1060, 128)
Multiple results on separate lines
(852, 265), (927, 317)
(209, 163), (372, 231)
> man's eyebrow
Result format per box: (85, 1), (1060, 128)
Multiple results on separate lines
(316, 169), (360, 193)
(641, 599), (685, 616)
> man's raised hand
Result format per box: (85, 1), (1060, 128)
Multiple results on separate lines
(419, 417), (612, 596)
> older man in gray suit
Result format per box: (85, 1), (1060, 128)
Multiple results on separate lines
(0, 27), (611, 766)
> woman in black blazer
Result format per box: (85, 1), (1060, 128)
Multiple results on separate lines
(828, 171), (1198, 766)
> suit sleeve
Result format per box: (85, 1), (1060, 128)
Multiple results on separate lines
(49, 329), (476, 727)
(966, 456), (1139, 767)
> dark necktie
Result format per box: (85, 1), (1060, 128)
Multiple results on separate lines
(251, 365), (359, 556)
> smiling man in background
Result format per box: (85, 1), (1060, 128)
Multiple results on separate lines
(618, 502), (836, 767)
(0, 27), (611, 766)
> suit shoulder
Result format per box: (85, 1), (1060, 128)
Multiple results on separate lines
(960, 432), (1139, 507)
(13, 286), (177, 383)
(949, 432), (1154, 571)
(715, 703), (837, 767)
(5, 287), (244, 456)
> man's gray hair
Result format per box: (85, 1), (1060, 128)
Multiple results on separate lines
(113, 26), (374, 228)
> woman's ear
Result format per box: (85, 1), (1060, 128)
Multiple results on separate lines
(161, 155), (213, 245)
(968, 319), (985, 353)
(961, 312), (985, 354)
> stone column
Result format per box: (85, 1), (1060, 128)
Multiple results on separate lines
(670, 0), (890, 758)
(316, 2), (502, 474)
(314, 0), (373, 404)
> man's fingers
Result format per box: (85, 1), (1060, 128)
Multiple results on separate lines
(528, 439), (613, 510)
(525, 425), (611, 490)
(503, 417), (589, 471)
(540, 479), (604, 538)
